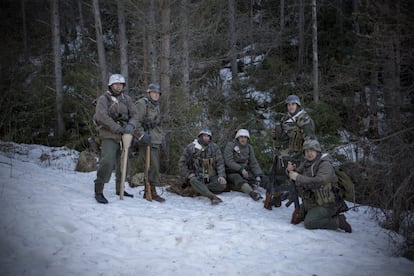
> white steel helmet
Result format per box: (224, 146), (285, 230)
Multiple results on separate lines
(198, 128), (212, 138)
(108, 74), (126, 86)
(235, 129), (250, 139)
(285, 95), (301, 106)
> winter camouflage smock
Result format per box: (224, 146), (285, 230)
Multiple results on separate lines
(178, 139), (226, 180)
(223, 140), (263, 177)
(95, 91), (138, 141)
(277, 107), (315, 153)
(295, 152), (338, 211)
(136, 96), (164, 145)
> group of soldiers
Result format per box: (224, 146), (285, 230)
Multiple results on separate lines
(93, 73), (352, 233)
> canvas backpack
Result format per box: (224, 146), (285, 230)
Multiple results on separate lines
(334, 167), (355, 203)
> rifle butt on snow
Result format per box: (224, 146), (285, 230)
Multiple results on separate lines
(120, 133), (133, 200)
(144, 144), (152, 201)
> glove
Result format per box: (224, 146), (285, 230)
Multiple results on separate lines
(289, 171), (299, 181)
(141, 134), (151, 144)
(218, 176), (227, 185)
(123, 124), (134, 134)
(117, 124), (134, 134)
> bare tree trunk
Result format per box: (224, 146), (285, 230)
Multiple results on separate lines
(298, 0), (304, 69)
(311, 0), (319, 103)
(92, 0), (107, 93)
(51, 0), (66, 139)
(148, 0), (158, 83)
(369, 72), (379, 138)
(117, 0), (129, 92)
(352, 0), (360, 34)
(160, 0), (171, 172)
(228, 0), (238, 81)
(21, 0), (28, 57)
(279, 0), (284, 47)
(181, 0), (190, 96)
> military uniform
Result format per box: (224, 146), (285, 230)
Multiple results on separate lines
(94, 76), (138, 203)
(224, 138), (268, 200)
(136, 96), (164, 186)
(178, 135), (227, 204)
(274, 107), (315, 173)
(289, 139), (352, 233)
(267, 96), (316, 208)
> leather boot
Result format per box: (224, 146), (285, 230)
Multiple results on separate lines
(338, 214), (352, 233)
(271, 192), (282, 207)
(209, 195), (223, 205)
(151, 186), (165, 202)
(143, 186), (166, 202)
(249, 191), (262, 201)
(116, 182), (134, 197)
(95, 193), (108, 204)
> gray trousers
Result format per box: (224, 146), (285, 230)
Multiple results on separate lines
(304, 206), (339, 230)
(138, 144), (161, 186)
(94, 139), (129, 194)
(189, 175), (226, 198)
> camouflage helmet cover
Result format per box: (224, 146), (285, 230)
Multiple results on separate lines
(285, 95), (301, 106)
(303, 139), (322, 152)
(108, 74), (126, 86)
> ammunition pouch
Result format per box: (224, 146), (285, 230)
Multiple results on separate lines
(143, 121), (161, 131)
(288, 127), (304, 152)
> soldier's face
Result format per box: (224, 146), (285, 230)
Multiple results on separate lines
(201, 134), (210, 143)
(287, 103), (297, 114)
(237, 136), (248, 145)
(111, 83), (124, 94)
(149, 91), (160, 101)
(304, 149), (318, 161)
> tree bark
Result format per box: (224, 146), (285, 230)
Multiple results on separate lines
(298, 0), (304, 69)
(181, 0), (190, 96)
(311, 0), (319, 103)
(228, 0), (238, 82)
(21, 0), (28, 57)
(148, 0), (158, 83)
(92, 0), (107, 93)
(117, 0), (129, 92)
(51, 0), (66, 139)
(160, 0), (171, 172)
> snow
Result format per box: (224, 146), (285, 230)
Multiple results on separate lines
(0, 141), (413, 276)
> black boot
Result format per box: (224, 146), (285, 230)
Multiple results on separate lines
(95, 193), (108, 204)
(249, 191), (262, 201)
(116, 191), (134, 198)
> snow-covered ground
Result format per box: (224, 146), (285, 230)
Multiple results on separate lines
(0, 141), (413, 276)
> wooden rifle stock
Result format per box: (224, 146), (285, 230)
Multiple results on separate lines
(144, 144), (152, 201)
(120, 134), (133, 200)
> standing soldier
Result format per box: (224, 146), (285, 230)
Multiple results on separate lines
(266, 95), (316, 209)
(93, 74), (138, 204)
(178, 128), (227, 205)
(224, 129), (268, 201)
(136, 83), (165, 202)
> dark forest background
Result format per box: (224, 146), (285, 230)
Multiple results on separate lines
(0, 0), (413, 259)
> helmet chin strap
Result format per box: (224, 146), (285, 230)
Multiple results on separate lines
(109, 87), (122, 96)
